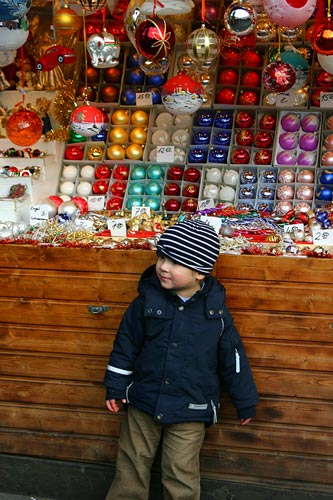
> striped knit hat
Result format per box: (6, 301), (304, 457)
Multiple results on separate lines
(156, 219), (220, 274)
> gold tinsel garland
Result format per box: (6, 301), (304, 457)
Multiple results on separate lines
(44, 80), (77, 142)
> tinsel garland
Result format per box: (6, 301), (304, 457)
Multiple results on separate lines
(44, 81), (77, 142)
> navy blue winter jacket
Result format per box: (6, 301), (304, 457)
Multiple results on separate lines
(103, 265), (259, 425)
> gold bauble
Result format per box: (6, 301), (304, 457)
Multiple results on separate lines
(111, 109), (129, 125)
(107, 144), (126, 160)
(109, 127), (128, 143)
(130, 110), (149, 126)
(126, 143), (144, 160)
(53, 7), (82, 36)
(87, 146), (104, 161)
(129, 127), (147, 144)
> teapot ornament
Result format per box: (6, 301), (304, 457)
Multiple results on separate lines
(87, 30), (120, 68)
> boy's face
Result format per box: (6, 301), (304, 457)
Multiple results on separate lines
(156, 254), (205, 298)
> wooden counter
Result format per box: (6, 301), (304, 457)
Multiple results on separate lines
(0, 246), (332, 492)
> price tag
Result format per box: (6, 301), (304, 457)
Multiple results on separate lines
(156, 145), (174, 162)
(200, 215), (221, 235)
(107, 218), (127, 237)
(275, 92), (294, 107)
(131, 206), (151, 218)
(198, 198), (215, 210)
(30, 204), (50, 223)
(320, 92), (333, 108)
(312, 228), (333, 245)
(75, 219), (94, 230)
(136, 92), (153, 106)
(283, 223), (304, 234)
(88, 195), (105, 211)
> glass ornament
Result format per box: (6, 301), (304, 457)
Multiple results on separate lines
(53, 6), (82, 36)
(70, 105), (105, 137)
(161, 73), (204, 115)
(0, 49), (17, 67)
(87, 30), (120, 68)
(263, 0), (316, 29)
(186, 24), (220, 63)
(262, 60), (296, 92)
(138, 54), (170, 74)
(0, 16), (29, 50)
(224, 1), (257, 36)
(6, 108), (43, 147)
(124, 0), (146, 49)
(317, 53), (333, 74)
(312, 21), (333, 55)
(0, 0), (32, 21)
(78, 0), (106, 12)
(135, 16), (175, 62)
(280, 49), (309, 89)
(255, 14), (276, 42)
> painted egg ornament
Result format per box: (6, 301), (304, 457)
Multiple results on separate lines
(224, 1), (257, 36)
(162, 73), (204, 115)
(70, 105), (105, 137)
(319, 169), (333, 184)
(263, 0), (316, 29)
(262, 60), (296, 92)
(6, 108), (42, 147)
(135, 16), (175, 62)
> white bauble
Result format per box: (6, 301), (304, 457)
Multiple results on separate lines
(77, 181), (92, 196)
(203, 183), (219, 199)
(80, 164), (95, 179)
(219, 185), (236, 202)
(60, 181), (75, 196)
(62, 165), (78, 180)
(223, 169), (239, 186)
(206, 168), (222, 183)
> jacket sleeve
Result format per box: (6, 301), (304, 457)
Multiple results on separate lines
(103, 296), (145, 399)
(218, 307), (260, 413)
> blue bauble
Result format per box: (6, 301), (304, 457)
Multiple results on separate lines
(319, 169), (333, 185)
(128, 182), (145, 196)
(240, 170), (257, 184)
(126, 51), (139, 67)
(146, 73), (167, 87)
(195, 110), (215, 127)
(121, 88), (137, 105)
(148, 87), (162, 104)
(315, 186), (333, 201)
(0, 0), (31, 21)
(126, 68), (145, 85)
(145, 181), (162, 195)
(239, 186), (256, 199)
(126, 196), (144, 209)
(209, 148), (228, 163)
(193, 130), (210, 145)
(262, 169), (277, 183)
(188, 147), (207, 163)
(145, 196), (161, 211)
(130, 165), (146, 180)
(258, 187), (275, 200)
(213, 131), (231, 146)
(147, 164), (164, 179)
(91, 129), (107, 142)
(316, 210), (329, 223)
(214, 111), (233, 129)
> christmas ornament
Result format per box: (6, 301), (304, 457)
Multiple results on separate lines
(215, 111), (233, 128)
(206, 168), (222, 183)
(235, 111), (254, 128)
(259, 113), (276, 130)
(195, 110), (215, 127)
(316, 70), (333, 87)
(138, 55), (170, 75)
(312, 20), (333, 55)
(301, 114), (320, 132)
(209, 148), (228, 163)
(0, 16), (29, 50)
(100, 85), (119, 102)
(321, 151), (333, 166)
(81, 164), (95, 179)
(124, 0), (147, 49)
(223, 170), (239, 186)
(131, 110), (149, 126)
(78, 0), (107, 12)
(263, 0), (316, 29)
(95, 164), (111, 179)
(135, 16), (175, 62)
(297, 170), (315, 183)
(324, 133), (333, 149)
(164, 198), (181, 211)
(147, 164), (164, 179)
(0, 49), (17, 67)
(109, 126), (128, 143)
(129, 127), (147, 144)
(240, 170), (257, 183)
(126, 143), (144, 159)
(164, 182), (180, 196)
(277, 185), (294, 200)
(53, 6), (81, 36)
(111, 109), (129, 125)
(110, 181), (126, 196)
(254, 149), (272, 165)
(65, 145), (84, 161)
(58, 201), (79, 219)
(62, 165), (78, 180)
(280, 49), (309, 89)
(60, 181), (75, 196)
(121, 87), (136, 105)
(224, 1), (257, 36)
(259, 187), (275, 199)
(6, 108), (43, 147)
(237, 89), (259, 105)
(145, 196), (161, 211)
(216, 88), (236, 105)
(181, 198), (197, 212)
(219, 186), (236, 202)
(319, 169), (333, 184)
(161, 73), (204, 115)
(297, 185), (314, 200)
(106, 144), (125, 160)
(145, 181), (162, 195)
(281, 112), (300, 132)
(104, 66), (122, 83)
(203, 184), (219, 199)
(188, 147), (207, 163)
(241, 49), (263, 67)
(231, 148), (250, 164)
(184, 167), (201, 182)
(87, 30), (120, 68)
(77, 181), (93, 196)
(87, 145), (104, 160)
(113, 165), (129, 180)
(255, 14), (276, 42)
(126, 67), (145, 85)
(317, 53), (333, 74)
(213, 131), (231, 146)
(126, 196), (144, 209)
(278, 169), (295, 183)
(236, 129), (254, 147)
(254, 131), (273, 148)
(241, 70), (261, 87)
(0, 0), (32, 21)
(276, 150), (297, 165)
(218, 68), (239, 85)
(299, 132), (318, 151)
(186, 24), (220, 62)
(167, 166), (183, 180)
(131, 165), (146, 180)
(279, 132), (299, 150)
(70, 105), (105, 137)
(262, 59), (296, 92)
(72, 196), (89, 214)
(106, 196), (123, 210)
(193, 131), (210, 145)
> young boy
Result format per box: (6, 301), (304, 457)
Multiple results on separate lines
(103, 218), (259, 500)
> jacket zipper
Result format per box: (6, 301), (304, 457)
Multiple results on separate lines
(235, 348), (240, 373)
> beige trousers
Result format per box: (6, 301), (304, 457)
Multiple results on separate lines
(105, 405), (206, 500)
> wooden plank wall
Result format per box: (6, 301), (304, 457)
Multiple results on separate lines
(0, 246), (332, 492)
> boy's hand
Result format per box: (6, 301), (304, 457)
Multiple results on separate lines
(106, 398), (127, 413)
(240, 417), (253, 426)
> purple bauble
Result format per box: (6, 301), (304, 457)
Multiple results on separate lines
(299, 132), (318, 151)
(279, 132), (299, 150)
(297, 151), (316, 166)
(280, 112), (300, 132)
(276, 150), (297, 165)
(301, 113), (320, 132)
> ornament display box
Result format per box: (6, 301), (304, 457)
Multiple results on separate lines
(0, 196), (31, 224)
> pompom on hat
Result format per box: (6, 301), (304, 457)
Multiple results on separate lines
(156, 218), (220, 274)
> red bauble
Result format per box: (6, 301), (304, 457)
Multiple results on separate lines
(6, 109), (43, 147)
(184, 167), (201, 182)
(181, 198), (197, 212)
(235, 111), (254, 128)
(183, 184), (199, 198)
(100, 85), (119, 102)
(110, 181), (126, 196)
(65, 145), (84, 161)
(83, 66), (100, 84)
(316, 70), (333, 87)
(231, 148), (250, 164)
(104, 66), (122, 83)
(241, 50), (263, 67)
(236, 129), (254, 147)
(311, 87), (328, 106)
(254, 131), (273, 148)
(168, 166), (183, 180)
(106, 196), (124, 210)
(95, 164), (111, 179)
(164, 183), (180, 196)
(76, 85), (96, 101)
(48, 195), (63, 208)
(262, 61), (296, 92)
(218, 68), (239, 85)
(259, 113), (276, 130)
(135, 16), (175, 62)
(71, 196), (89, 214)
(237, 90), (259, 105)
(241, 70), (261, 87)
(219, 27), (256, 50)
(164, 198), (181, 211)
(216, 87), (236, 104)
(93, 180), (109, 194)
(113, 164), (130, 180)
(220, 47), (241, 66)
(254, 149), (272, 165)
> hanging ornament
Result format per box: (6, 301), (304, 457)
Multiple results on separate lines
(224, 1), (257, 36)
(312, 20), (333, 55)
(6, 108), (43, 147)
(255, 14), (276, 42)
(0, 49), (17, 67)
(70, 104), (105, 137)
(124, 0), (147, 49)
(53, 6), (82, 36)
(138, 54), (170, 74)
(280, 49), (309, 89)
(161, 73), (204, 115)
(262, 0), (316, 29)
(0, 16), (29, 50)
(87, 30), (120, 68)
(78, 0), (107, 12)
(0, 0), (32, 21)
(186, 24), (220, 63)
(317, 53), (333, 75)
(135, 16), (175, 62)
(140, 0), (194, 16)
(262, 59), (296, 92)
